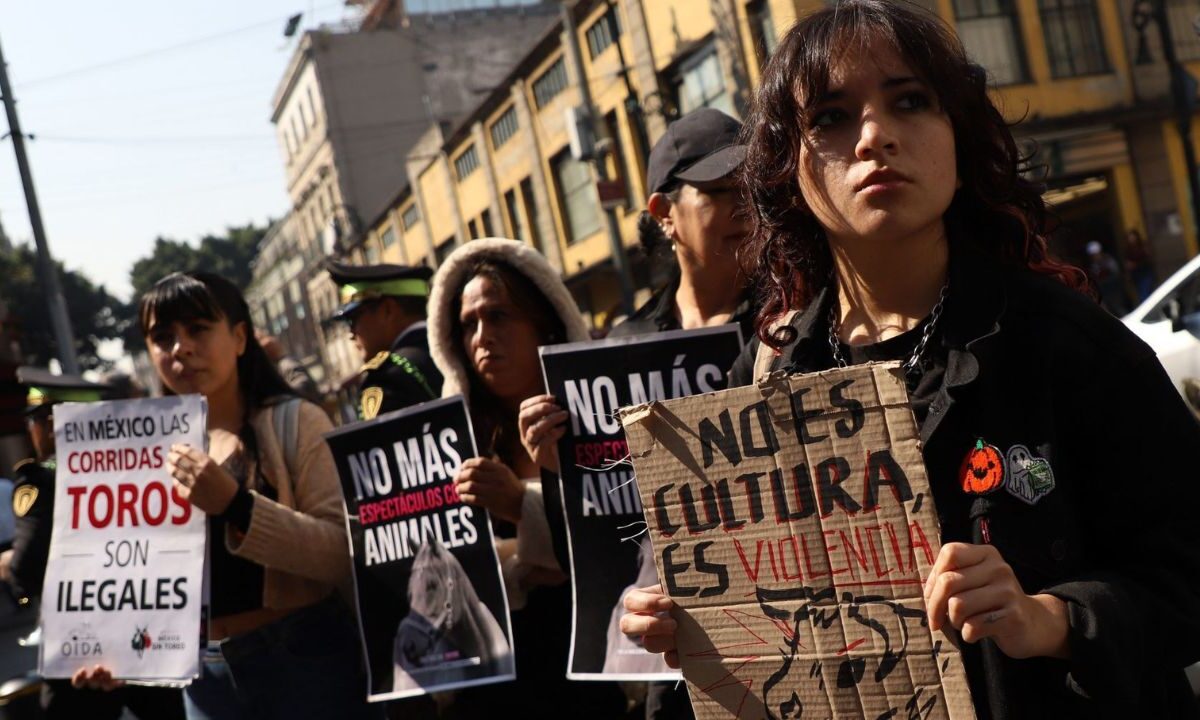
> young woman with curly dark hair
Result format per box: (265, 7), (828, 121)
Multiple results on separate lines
(621, 2), (1200, 718)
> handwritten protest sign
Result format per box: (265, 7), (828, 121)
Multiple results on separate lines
(40, 396), (207, 681)
(620, 363), (975, 719)
(540, 325), (742, 679)
(324, 397), (514, 702)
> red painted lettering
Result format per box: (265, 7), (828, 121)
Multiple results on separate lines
(67, 486), (87, 529)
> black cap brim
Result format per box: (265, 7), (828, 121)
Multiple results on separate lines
(673, 145), (747, 186)
(329, 300), (364, 322)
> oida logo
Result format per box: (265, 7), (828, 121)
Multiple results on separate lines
(131, 626), (151, 659)
(61, 625), (102, 658)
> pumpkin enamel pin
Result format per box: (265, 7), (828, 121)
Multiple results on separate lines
(959, 439), (1005, 495)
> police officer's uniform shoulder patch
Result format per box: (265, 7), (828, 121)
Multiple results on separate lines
(13, 485), (38, 517)
(362, 351), (390, 372)
(361, 387), (385, 420)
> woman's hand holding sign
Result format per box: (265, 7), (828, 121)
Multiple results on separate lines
(924, 542), (1070, 660)
(168, 444), (238, 516)
(71, 665), (124, 692)
(518, 394), (568, 474)
(620, 583), (680, 669)
(455, 458), (526, 524)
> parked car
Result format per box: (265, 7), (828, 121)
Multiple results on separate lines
(1123, 252), (1200, 409)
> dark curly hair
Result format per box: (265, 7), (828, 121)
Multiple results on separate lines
(739, 0), (1088, 348)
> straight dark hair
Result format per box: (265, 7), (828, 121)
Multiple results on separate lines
(740, 0), (1089, 348)
(138, 271), (294, 409)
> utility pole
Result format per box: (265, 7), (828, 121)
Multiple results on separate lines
(0, 34), (80, 374)
(561, 0), (636, 316)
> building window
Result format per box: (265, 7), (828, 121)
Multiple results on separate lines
(290, 116), (303, 151)
(520, 178), (545, 254)
(298, 102), (310, 139)
(585, 6), (621, 59)
(381, 227), (397, 248)
(1169, 0), (1200, 61)
(401, 204), (420, 230)
(490, 106), (519, 150)
(435, 238), (455, 264)
(468, 218), (480, 240)
(603, 111), (634, 207)
(747, 0), (778, 69)
(1038, 0), (1109, 78)
(533, 57), (569, 109)
(305, 86), (318, 127)
(504, 188), (524, 240)
(481, 208), (494, 237)
(454, 144), (480, 180)
(552, 150), (602, 244)
(290, 279), (306, 320)
(952, 0), (1027, 84)
(675, 48), (735, 118)
(364, 242), (380, 264)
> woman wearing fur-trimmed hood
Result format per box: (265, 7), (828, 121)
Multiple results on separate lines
(426, 238), (625, 717)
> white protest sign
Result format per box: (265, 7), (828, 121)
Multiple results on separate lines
(40, 396), (207, 681)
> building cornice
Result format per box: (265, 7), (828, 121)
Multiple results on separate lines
(271, 32), (317, 123)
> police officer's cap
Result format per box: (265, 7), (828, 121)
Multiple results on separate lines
(17, 366), (107, 416)
(327, 261), (433, 321)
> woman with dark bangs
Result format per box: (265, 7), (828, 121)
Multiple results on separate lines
(76, 272), (381, 720)
(621, 1), (1200, 718)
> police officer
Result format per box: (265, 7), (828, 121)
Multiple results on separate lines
(0, 368), (106, 604)
(0, 369), (185, 720)
(328, 261), (443, 419)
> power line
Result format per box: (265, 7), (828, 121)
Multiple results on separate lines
(31, 133), (275, 145)
(16, 4), (343, 89)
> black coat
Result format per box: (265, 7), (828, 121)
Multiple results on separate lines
(608, 271), (757, 343)
(8, 458), (55, 602)
(729, 245), (1200, 719)
(358, 322), (443, 419)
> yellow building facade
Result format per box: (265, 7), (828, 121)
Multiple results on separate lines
(358, 0), (1200, 328)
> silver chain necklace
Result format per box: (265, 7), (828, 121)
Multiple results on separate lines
(827, 283), (949, 376)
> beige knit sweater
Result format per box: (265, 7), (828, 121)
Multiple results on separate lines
(225, 400), (350, 609)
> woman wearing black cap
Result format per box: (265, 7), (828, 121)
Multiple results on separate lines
(519, 107), (756, 482)
(519, 108), (755, 720)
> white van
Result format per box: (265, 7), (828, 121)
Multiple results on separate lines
(1122, 252), (1200, 406)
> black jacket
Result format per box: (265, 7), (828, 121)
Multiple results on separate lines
(8, 458), (54, 602)
(608, 272), (757, 343)
(358, 322), (443, 419)
(729, 245), (1200, 719)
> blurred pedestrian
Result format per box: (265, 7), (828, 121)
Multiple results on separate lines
(328, 261), (442, 420)
(427, 238), (626, 719)
(1123, 228), (1156, 304)
(0, 369), (184, 720)
(255, 330), (321, 402)
(1085, 240), (1131, 315)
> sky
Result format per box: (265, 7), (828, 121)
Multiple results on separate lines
(0, 1), (353, 302)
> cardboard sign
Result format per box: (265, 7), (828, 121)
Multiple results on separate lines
(620, 363), (975, 720)
(40, 396), (208, 681)
(324, 397), (515, 702)
(540, 325), (743, 680)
